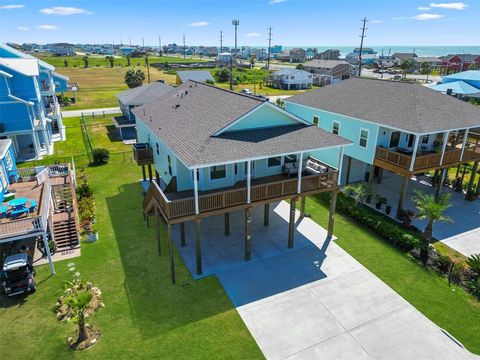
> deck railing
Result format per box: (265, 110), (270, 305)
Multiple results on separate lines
(375, 145), (480, 172)
(145, 171), (338, 220)
(133, 144), (153, 165)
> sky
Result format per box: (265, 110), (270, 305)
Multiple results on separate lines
(0, 0), (479, 46)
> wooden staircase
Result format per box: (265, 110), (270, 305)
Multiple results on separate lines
(51, 183), (80, 250)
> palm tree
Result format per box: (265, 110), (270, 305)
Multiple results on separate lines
(420, 62), (431, 82)
(82, 56), (89, 68)
(400, 59), (415, 79)
(344, 182), (376, 206)
(64, 290), (93, 345)
(124, 68), (145, 88)
(249, 55), (255, 68)
(106, 56), (115, 68)
(413, 191), (452, 265)
(126, 54), (131, 67)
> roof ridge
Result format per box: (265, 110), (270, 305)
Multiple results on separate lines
(188, 80), (267, 102)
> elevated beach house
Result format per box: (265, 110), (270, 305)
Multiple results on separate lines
(132, 81), (351, 282)
(285, 78), (480, 217)
(0, 43), (71, 161)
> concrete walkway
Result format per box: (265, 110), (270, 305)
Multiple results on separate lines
(172, 201), (477, 360)
(61, 107), (120, 118)
(372, 172), (480, 256)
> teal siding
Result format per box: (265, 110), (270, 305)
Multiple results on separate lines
(225, 104), (298, 132)
(285, 102), (379, 165)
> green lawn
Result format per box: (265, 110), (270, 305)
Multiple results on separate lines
(305, 196), (480, 354)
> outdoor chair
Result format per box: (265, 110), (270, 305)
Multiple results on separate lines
(11, 207), (29, 219)
(0, 205), (8, 218)
(29, 200), (37, 213)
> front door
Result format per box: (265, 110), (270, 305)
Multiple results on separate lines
(244, 161), (255, 178)
(389, 131), (400, 148)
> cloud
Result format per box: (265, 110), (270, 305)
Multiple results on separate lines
(269, 0), (287, 4)
(246, 32), (261, 37)
(0, 4), (24, 9)
(40, 6), (91, 15)
(188, 21), (209, 27)
(37, 24), (59, 30)
(370, 19), (382, 23)
(412, 13), (444, 20)
(17, 26), (29, 31)
(392, 16), (407, 20)
(430, 2), (467, 10)
(417, 6), (431, 10)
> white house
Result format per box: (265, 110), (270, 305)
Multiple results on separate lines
(269, 68), (313, 90)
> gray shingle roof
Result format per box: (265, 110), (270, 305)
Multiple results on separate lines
(286, 78), (480, 134)
(116, 81), (173, 106)
(176, 70), (214, 84)
(132, 81), (349, 167)
(304, 59), (350, 69)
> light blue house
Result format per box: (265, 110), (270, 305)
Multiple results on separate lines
(0, 139), (17, 203)
(430, 70), (480, 97)
(132, 80), (350, 280)
(0, 43), (70, 161)
(285, 78), (480, 217)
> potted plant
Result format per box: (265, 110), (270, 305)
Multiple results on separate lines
(375, 195), (387, 210)
(385, 204), (392, 215)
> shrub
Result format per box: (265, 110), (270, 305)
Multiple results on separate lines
(436, 254), (453, 274)
(76, 178), (93, 201)
(466, 254), (480, 275)
(205, 79), (215, 85)
(466, 277), (480, 300)
(92, 148), (110, 165)
(78, 197), (95, 223)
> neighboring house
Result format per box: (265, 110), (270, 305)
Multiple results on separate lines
(285, 78), (480, 217)
(375, 55), (397, 68)
(345, 48), (377, 65)
(132, 80), (350, 280)
(176, 70), (215, 84)
(115, 81), (173, 140)
(0, 43), (71, 161)
(120, 46), (137, 56)
(315, 49), (340, 61)
(440, 54), (480, 73)
(0, 161), (79, 277)
(392, 52), (417, 63)
(48, 43), (75, 56)
(275, 51), (291, 62)
(217, 52), (233, 64)
(303, 59), (353, 85)
(268, 68), (313, 90)
(270, 45), (283, 54)
(289, 48), (306, 63)
(429, 70), (480, 97)
(413, 56), (442, 70)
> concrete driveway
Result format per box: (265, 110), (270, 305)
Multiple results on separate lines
(172, 201), (477, 360)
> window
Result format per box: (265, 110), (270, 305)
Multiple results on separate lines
(167, 155), (172, 176)
(407, 134), (414, 147)
(268, 157), (281, 167)
(313, 115), (319, 126)
(359, 129), (369, 148)
(422, 135), (430, 144)
(5, 151), (13, 169)
(332, 122), (340, 135)
(210, 165), (226, 180)
(234, 163), (238, 175)
(148, 134), (150, 143)
(389, 131), (400, 148)
(156, 143), (160, 155)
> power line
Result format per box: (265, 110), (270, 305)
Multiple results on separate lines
(267, 26), (273, 70)
(357, 17), (368, 77)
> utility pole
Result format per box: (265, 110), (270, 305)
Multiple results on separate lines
(220, 30), (223, 53)
(267, 26), (273, 70)
(183, 34), (186, 58)
(158, 36), (162, 56)
(142, 37), (145, 50)
(358, 17), (368, 77)
(230, 20), (240, 91)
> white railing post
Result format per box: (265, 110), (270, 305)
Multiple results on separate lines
(410, 135), (420, 171)
(337, 147), (344, 185)
(247, 160), (251, 203)
(43, 231), (56, 275)
(193, 168), (199, 214)
(460, 129), (469, 161)
(439, 131), (449, 165)
(297, 152), (304, 193)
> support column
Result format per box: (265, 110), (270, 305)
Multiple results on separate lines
(475, 173), (480, 198)
(142, 165), (146, 181)
(345, 156), (352, 185)
(435, 168), (447, 200)
(167, 224), (175, 284)
(180, 222), (186, 247)
(368, 165), (375, 183)
(410, 135), (420, 172)
(466, 161), (479, 199)
(299, 196), (306, 219)
(43, 233), (55, 275)
(460, 129), (469, 161)
(193, 168), (199, 215)
(376, 168), (384, 184)
(156, 209), (161, 256)
(247, 160), (251, 204)
(263, 204), (269, 226)
(327, 191), (338, 239)
(195, 218), (202, 275)
(297, 152), (303, 193)
(148, 164), (153, 182)
(288, 198), (297, 248)
(224, 212), (230, 235)
(396, 175), (410, 218)
(439, 131), (449, 165)
(245, 207), (252, 260)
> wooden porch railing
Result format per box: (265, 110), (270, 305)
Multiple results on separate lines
(145, 171), (338, 221)
(133, 144), (153, 165)
(375, 145), (480, 173)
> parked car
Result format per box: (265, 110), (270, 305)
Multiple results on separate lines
(241, 88), (254, 95)
(0, 253), (36, 297)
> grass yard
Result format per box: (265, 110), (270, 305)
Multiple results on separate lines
(214, 82), (315, 96)
(305, 195), (480, 354)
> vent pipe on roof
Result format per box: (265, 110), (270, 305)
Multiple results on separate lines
(446, 88), (453, 95)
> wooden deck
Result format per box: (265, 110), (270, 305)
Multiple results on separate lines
(144, 171), (339, 224)
(374, 144), (480, 176)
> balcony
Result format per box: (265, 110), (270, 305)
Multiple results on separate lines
(133, 144), (153, 165)
(144, 170), (338, 223)
(374, 143), (480, 175)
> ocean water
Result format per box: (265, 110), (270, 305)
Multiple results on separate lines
(281, 46), (480, 57)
